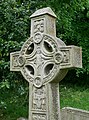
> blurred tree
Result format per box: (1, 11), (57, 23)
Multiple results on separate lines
(0, 0), (31, 88)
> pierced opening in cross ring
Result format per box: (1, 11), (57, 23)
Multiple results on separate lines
(25, 65), (34, 76)
(44, 41), (53, 53)
(44, 64), (54, 76)
(26, 43), (34, 55)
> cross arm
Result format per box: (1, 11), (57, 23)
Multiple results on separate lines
(59, 46), (82, 69)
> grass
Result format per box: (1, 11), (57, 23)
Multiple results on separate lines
(0, 83), (89, 120)
(60, 83), (89, 110)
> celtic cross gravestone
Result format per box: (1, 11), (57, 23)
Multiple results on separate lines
(10, 7), (82, 120)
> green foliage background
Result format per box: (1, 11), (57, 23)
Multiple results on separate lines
(0, 0), (89, 88)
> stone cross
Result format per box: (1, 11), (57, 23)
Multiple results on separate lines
(10, 7), (82, 120)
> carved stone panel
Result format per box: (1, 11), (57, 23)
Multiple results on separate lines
(33, 18), (45, 33)
(10, 52), (21, 71)
(60, 46), (82, 69)
(32, 86), (46, 110)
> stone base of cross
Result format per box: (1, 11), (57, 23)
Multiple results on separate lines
(10, 7), (82, 120)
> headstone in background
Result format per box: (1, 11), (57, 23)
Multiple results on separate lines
(61, 107), (89, 120)
(10, 7), (82, 120)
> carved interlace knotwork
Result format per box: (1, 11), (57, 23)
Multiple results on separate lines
(62, 50), (70, 63)
(32, 113), (46, 120)
(13, 56), (19, 67)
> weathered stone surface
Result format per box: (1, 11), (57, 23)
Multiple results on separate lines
(10, 7), (82, 120)
(61, 107), (89, 120)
